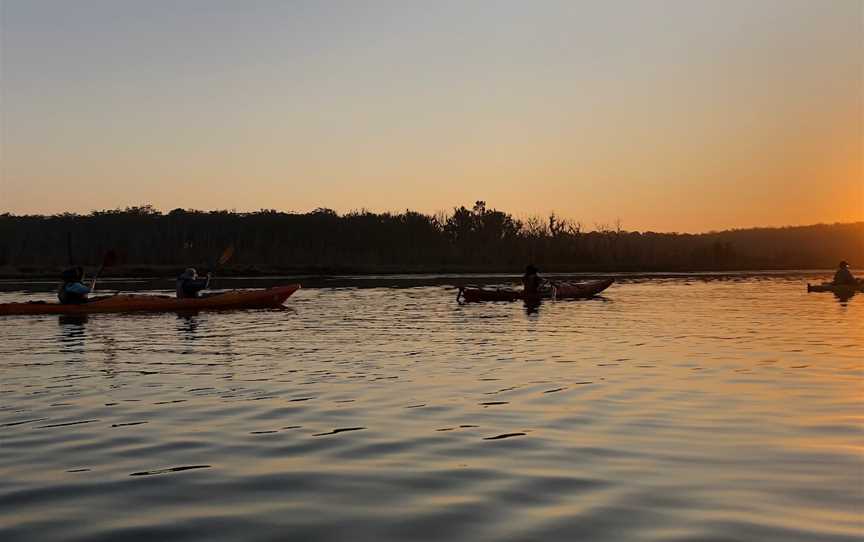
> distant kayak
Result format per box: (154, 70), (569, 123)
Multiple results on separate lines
(0, 285), (300, 316)
(807, 282), (863, 295)
(458, 278), (613, 303)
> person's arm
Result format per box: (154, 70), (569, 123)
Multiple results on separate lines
(191, 278), (209, 294)
(67, 282), (92, 296)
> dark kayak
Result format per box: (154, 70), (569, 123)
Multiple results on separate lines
(0, 285), (300, 316)
(458, 278), (613, 303)
(807, 282), (863, 295)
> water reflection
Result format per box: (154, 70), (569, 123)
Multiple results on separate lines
(58, 314), (89, 327)
(832, 290), (856, 304)
(176, 312), (201, 340)
(523, 295), (613, 316)
(1, 278), (861, 542)
(57, 315), (88, 353)
(523, 299), (542, 315)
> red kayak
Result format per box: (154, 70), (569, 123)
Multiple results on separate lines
(458, 278), (614, 303)
(0, 285), (300, 316)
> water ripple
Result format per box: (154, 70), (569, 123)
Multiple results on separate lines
(1, 276), (861, 542)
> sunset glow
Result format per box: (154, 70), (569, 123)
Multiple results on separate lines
(1, 0), (862, 232)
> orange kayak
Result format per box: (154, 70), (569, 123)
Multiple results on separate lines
(458, 278), (613, 303)
(0, 285), (300, 316)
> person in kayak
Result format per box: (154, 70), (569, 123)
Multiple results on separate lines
(832, 261), (858, 286)
(58, 266), (93, 304)
(176, 268), (211, 299)
(522, 264), (542, 296)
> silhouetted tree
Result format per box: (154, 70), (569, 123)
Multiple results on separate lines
(0, 204), (860, 274)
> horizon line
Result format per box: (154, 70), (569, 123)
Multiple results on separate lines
(2, 204), (862, 237)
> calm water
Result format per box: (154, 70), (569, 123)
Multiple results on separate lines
(1, 275), (861, 542)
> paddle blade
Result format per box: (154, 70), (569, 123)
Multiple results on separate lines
(218, 245), (235, 265)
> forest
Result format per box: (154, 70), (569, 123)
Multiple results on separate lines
(0, 202), (861, 276)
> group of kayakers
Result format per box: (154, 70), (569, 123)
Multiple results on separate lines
(58, 267), (212, 304)
(56, 261), (860, 305)
(520, 261), (861, 297)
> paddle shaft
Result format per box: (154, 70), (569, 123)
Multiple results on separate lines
(90, 263), (106, 292)
(207, 245), (235, 285)
(90, 250), (117, 293)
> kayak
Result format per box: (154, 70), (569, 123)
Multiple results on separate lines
(553, 278), (615, 298)
(807, 282), (863, 295)
(458, 278), (614, 303)
(0, 285), (300, 316)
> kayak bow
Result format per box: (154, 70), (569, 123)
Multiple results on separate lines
(0, 285), (300, 316)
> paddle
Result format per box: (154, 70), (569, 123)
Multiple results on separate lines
(202, 245), (235, 290)
(216, 245), (234, 269)
(90, 249), (118, 293)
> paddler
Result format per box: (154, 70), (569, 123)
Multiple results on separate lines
(176, 268), (210, 299)
(832, 261), (858, 286)
(58, 266), (93, 304)
(522, 264), (542, 296)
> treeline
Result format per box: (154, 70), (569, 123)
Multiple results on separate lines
(0, 202), (861, 275)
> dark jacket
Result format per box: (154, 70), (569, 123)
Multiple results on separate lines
(522, 273), (541, 295)
(833, 267), (857, 286)
(176, 276), (209, 299)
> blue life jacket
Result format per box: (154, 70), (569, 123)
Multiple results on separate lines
(58, 282), (91, 304)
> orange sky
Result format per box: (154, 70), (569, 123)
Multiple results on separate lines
(1, 0), (862, 232)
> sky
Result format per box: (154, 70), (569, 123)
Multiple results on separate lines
(1, 0), (862, 232)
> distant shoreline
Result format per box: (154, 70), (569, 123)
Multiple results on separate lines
(0, 264), (846, 281)
(3, 209), (861, 278)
